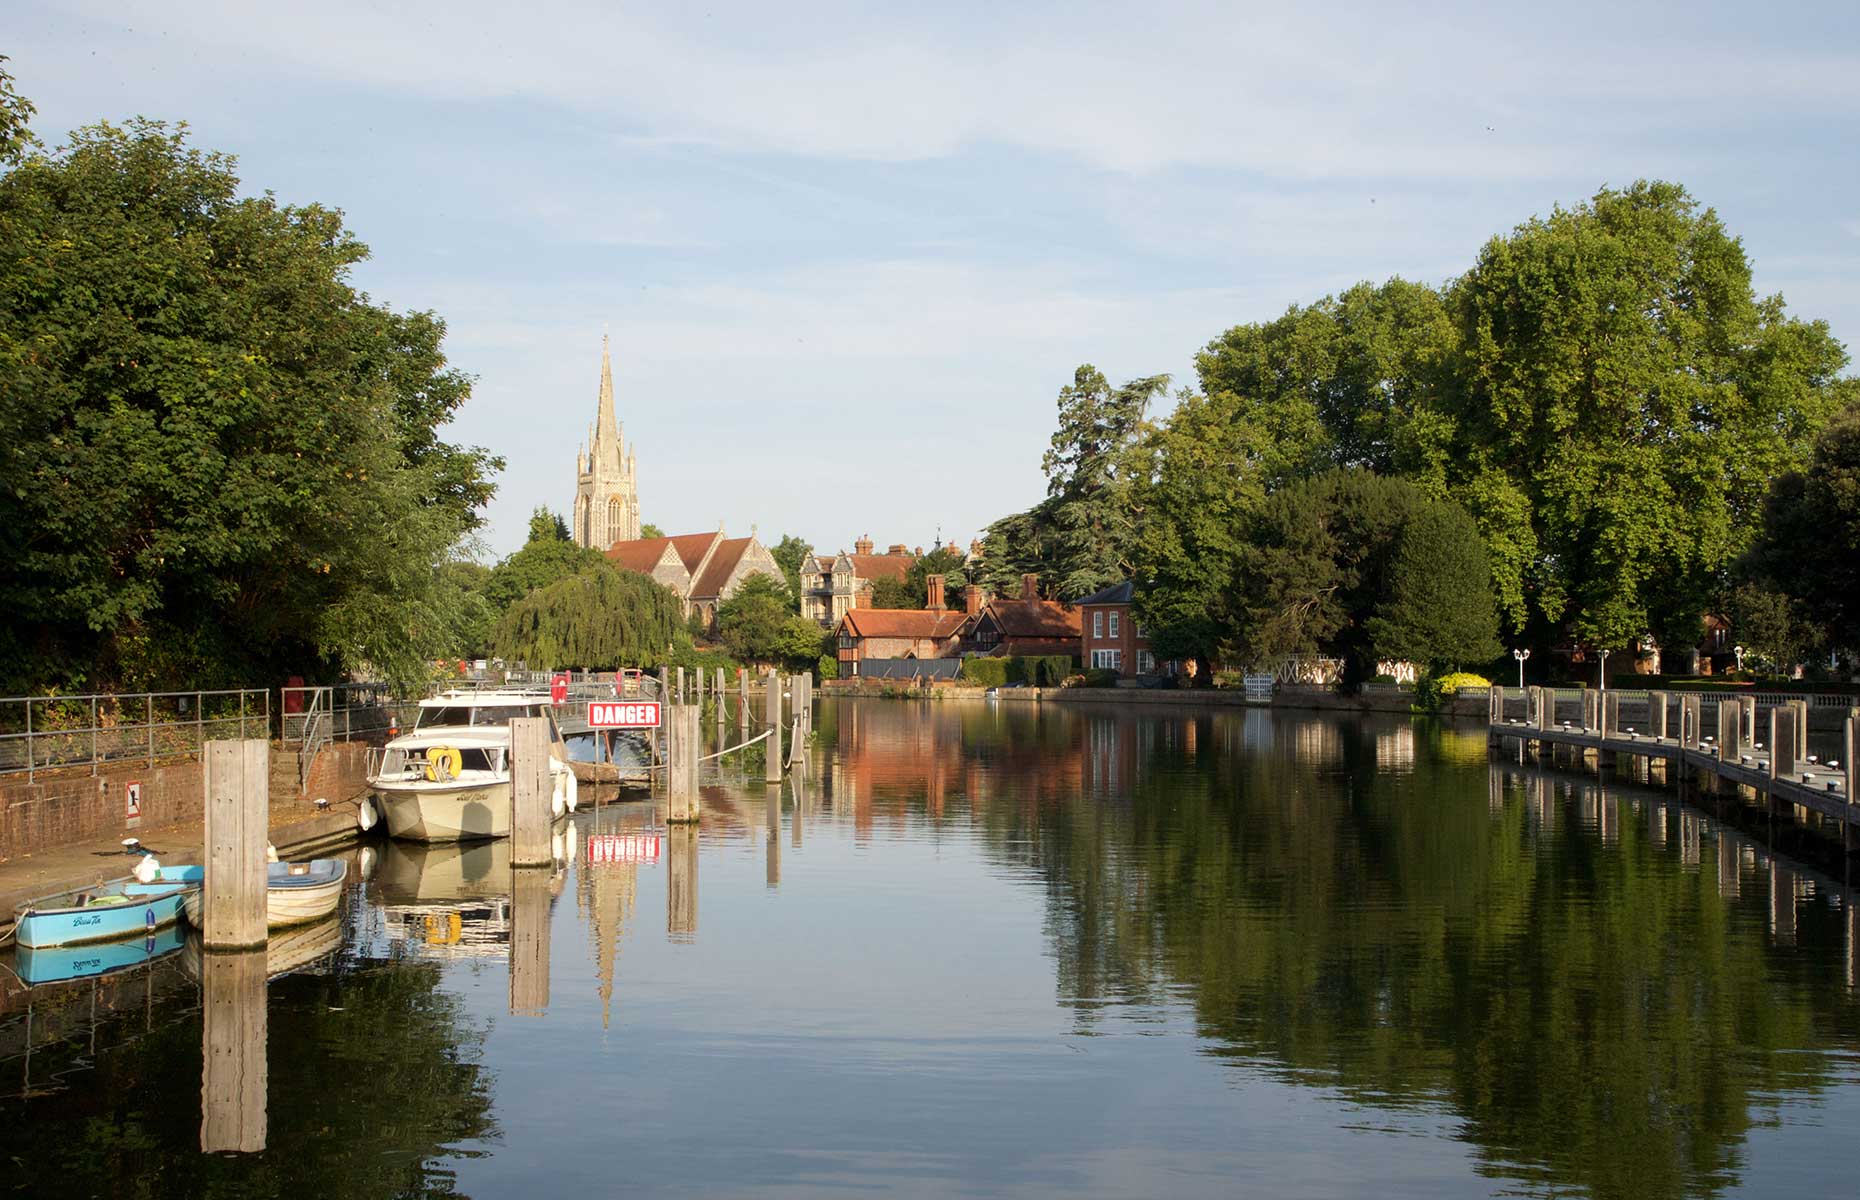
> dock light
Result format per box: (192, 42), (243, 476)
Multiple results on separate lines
(1734, 645), (1745, 673)
(1513, 647), (1531, 690)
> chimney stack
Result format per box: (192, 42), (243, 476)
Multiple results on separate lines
(964, 584), (984, 615)
(927, 575), (946, 612)
(1021, 573), (1040, 606)
(855, 534), (874, 555)
(887, 543), (908, 556)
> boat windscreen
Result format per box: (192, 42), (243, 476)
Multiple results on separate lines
(415, 704), (544, 730)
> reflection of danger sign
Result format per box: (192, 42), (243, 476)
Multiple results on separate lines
(125, 781), (143, 820)
(587, 701), (661, 728)
(587, 834), (661, 864)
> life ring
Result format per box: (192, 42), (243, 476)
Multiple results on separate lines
(424, 745), (463, 783)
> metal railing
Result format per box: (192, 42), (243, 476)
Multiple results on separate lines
(0, 689), (270, 781)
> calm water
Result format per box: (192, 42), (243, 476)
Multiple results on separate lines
(6, 699), (1860, 1199)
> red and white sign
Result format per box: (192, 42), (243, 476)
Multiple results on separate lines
(587, 700), (661, 728)
(125, 780), (142, 822)
(550, 673), (569, 704)
(587, 834), (661, 864)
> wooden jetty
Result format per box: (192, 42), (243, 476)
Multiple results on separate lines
(1486, 685), (1857, 832)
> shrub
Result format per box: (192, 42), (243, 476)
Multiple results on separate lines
(960, 657), (1010, 688)
(1082, 667), (1120, 688)
(817, 654), (839, 681)
(1415, 670), (1492, 712)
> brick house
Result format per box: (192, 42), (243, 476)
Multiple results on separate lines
(606, 527), (784, 629)
(1074, 580), (1161, 677)
(959, 574), (1081, 659)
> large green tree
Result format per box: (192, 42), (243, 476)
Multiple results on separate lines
(716, 572), (819, 666)
(0, 115), (499, 691)
(1365, 498), (1504, 671)
(769, 533), (812, 609)
(484, 507), (610, 613)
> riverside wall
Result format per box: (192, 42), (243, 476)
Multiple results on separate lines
(819, 679), (1487, 719)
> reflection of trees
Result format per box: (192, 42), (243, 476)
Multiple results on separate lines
(826, 700), (1857, 1200)
(3, 959), (494, 1197)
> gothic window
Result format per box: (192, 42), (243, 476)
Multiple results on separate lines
(607, 498), (622, 533)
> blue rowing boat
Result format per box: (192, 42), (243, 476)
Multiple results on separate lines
(11, 865), (205, 949)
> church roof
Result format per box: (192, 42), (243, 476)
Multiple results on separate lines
(606, 536), (681, 575)
(667, 532), (722, 573)
(691, 537), (757, 600)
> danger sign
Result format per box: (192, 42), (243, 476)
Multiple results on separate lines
(587, 834), (661, 864)
(125, 780), (143, 825)
(587, 700), (661, 728)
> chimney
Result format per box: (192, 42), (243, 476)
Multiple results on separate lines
(1021, 573), (1039, 605)
(927, 575), (946, 612)
(887, 543), (908, 556)
(964, 584), (984, 615)
(855, 534), (874, 555)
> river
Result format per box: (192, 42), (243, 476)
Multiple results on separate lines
(5, 698), (1859, 1198)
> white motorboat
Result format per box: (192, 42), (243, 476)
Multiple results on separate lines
(368, 690), (577, 842)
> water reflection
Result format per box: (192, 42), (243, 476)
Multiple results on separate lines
(198, 948), (266, 1153)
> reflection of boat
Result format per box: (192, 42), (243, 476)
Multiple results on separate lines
(368, 690), (577, 842)
(12, 865), (204, 949)
(13, 923), (187, 986)
(182, 860), (348, 930)
(180, 914), (345, 982)
(374, 838), (516, 959)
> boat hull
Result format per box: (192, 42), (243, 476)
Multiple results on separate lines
(14, 886), (192, 949)
(376, 779), (513, 842)
(180, 860), (348, 930)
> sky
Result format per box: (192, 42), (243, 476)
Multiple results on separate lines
(10, 1), (1860, 559)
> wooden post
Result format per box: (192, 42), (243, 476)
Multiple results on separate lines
(508, 861), (552, 1015)
(1788, 698), (1809, 762)
(738, 668), (750, 737)
(1489, 684), (1504, 727)
(715, 668), (726, 737)
(1740, 696), (1757, 747)
(675, 666), (686, 705)
(1603, 692), (1620, 740)
(1533, 686), (1552, 732)
(765, 672), (784, 783)
(667, 825), (697, 940)
(1845, 716), (1857, 830)
(1717, 698), (1742, 763)
(509, 717), (552, 868)
(203, 739), (268, 950)
(1681, 694), (1702, 750)
(667, 704), (700, 823)
(199, 947), (267, 1152)
(1771, 706), (1799, 780)
(1581, 687), (1599, 733)
(765, 787), (780, 888)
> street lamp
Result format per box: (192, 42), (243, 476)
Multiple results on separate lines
(1599, 648), (1609, 695)
(1734, 644), (1745, 674)
(1513, 647), (1531, 690)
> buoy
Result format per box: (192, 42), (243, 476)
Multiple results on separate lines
(357, 797), (379, 832)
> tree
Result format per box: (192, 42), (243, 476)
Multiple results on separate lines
(1042, 365), (1168, 598)
(868, 576), (917, 610)
(1735, 402), (1860, 662)
(483, 508), (609, 613)
(0, 115), (500, 692)
(489, 567), (687, 668)
(1, 57), (36, 165)
(640, 522), (665, 538)
(716, 573), (797, 663)
(1365, 499), (1503, 671)
(769, 533), (812, 609)
(1438, 181), (1852, 646)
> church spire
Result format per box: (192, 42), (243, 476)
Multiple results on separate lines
(594, 334), (620, 468)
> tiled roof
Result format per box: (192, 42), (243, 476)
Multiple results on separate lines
(985, 599), (1081, 639)
(606, 537), (680, 574)
(1075, 580), (1135, 606)
(844, 554), (913, 582)
(668, 532), (722, 573)
(841, 608), (969, 639)
(691, 537), (754, 599)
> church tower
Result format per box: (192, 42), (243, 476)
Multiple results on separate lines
(571, 335), (642, 549)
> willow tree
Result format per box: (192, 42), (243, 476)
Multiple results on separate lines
(489, 567), (687, 669)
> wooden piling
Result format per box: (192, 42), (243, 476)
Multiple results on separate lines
(1771, 706), (1799, 781)
(1787, 698), (1809, 762)
(1647, 690), (1669, 740)
(1681, 694), (1702, 750)
(203, 739), (268, 950)
(508, 863), (552, 1015)
(738, 668), (750, 736)
(676, 666), (686, 705)
(1581, 687), (1599, 733)
(1717, 698), (1742, 763)
(509, 716), (552, 868)
(715, 668), (726, 736)
(667, 824), (697, 939)
(199, 946), (267, 1153)
(666, 704), (700, 823)
(765, 671), (784, 783)
(1603, 692), (1620, 740)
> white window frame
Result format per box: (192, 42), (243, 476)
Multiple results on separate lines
(1091, 649), (1123, 671)
(1092, 611), (1104, 639)
(1137, 649), (1155, 675)
(1108, 612), (1119, 639)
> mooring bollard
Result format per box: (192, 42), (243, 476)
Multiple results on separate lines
(203, 738), (268, 950)
(765, 671), (784, 783)
(667, 704), (700, 823)
(199, 946), (267, 1152)
(509, 716), (552, 868)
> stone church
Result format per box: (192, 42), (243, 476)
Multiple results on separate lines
(570, 335), (642, 549)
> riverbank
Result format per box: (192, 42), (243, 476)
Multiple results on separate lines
(821, 680), (1489, 719)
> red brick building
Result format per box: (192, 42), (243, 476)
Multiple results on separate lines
(959, 575), (1081, 658)
(1075, 581), (1161, 678)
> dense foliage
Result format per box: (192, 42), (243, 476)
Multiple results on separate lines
(716, 572), (826, 668)
(0, 95), (498, 691)
(488, 566), (687, 669)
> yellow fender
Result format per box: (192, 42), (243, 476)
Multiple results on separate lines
(424, 745), (463, 783)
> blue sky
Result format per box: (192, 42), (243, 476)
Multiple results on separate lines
(11, 1), (1859, 559)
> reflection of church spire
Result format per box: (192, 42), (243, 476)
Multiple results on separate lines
(585, 857), (637, 1030)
